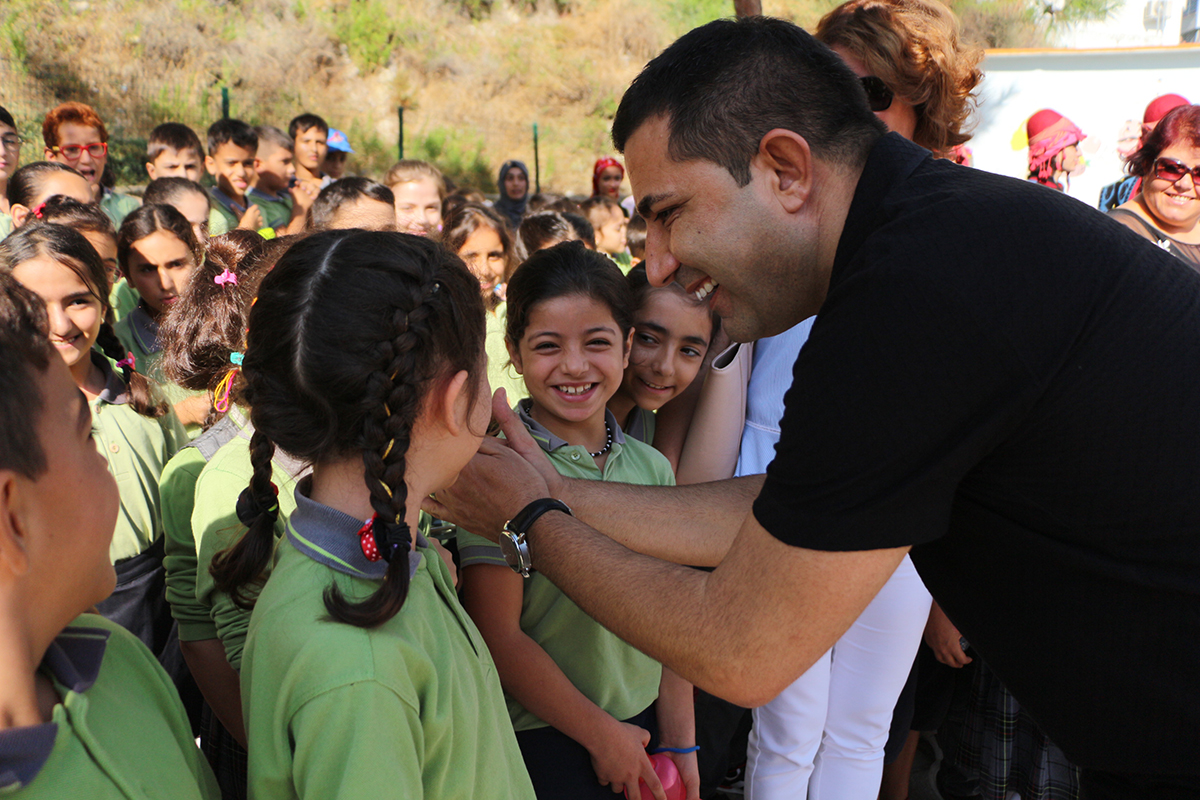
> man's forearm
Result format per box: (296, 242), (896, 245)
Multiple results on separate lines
(557, 474), (764, 567)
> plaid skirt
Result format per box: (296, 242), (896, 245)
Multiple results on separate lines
(951, 661), (1081, 800)
(200, 701), (248, 800)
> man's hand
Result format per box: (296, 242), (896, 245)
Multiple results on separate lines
(422, 389), (559, 539)
(924, 601), (971, 668)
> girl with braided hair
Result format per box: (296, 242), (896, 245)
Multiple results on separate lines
(0, 222), (186, 657)
(211, 229), (535, 800)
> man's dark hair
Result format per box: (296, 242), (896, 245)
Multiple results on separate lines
(308, 177), (395, 230)
(147, 122), (204, 162)
(612, 16), (885, 186)
(0, 272), (54, 478)
(288, 113), (329, 140)
(206, 118), (258, 157)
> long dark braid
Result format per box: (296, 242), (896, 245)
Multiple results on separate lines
(209, 230), (486, 627)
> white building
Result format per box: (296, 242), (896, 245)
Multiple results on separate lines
(1051, 0), (1198, 46)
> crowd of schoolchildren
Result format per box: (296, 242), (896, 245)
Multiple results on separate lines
(2, 0), (1199, 797)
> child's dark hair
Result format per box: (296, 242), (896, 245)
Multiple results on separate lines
(307, 177), (394, 230)
(441, 202), (514, 309)
(626, 214), (646, 260)
(517, 211), (576, 257)
(527, 192), (582, 216)
(159, 231), (269, 428)
(0, 272), (54, 479)
(562, 212), (596, 249)
(6, 161), (86, 208)
(255, 125), (293, 154)
(117, 203), (204, 276)
(143, 177), (209, 209)
(206, 118), (258, 157)
(580, 195), (622, 226)
(0, 223), (168, 418)
(0, 106), (16, 129)
(627, 265), (719, 336)
(209, 230), (486, 625)
(506, 240), (633, 345)
(147, 123), (204, 162)
(38, 195), (116, 240)
(288, 113), (329, 140)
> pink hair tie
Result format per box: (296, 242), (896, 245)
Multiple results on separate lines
(214, 268), (238, 286)
(30, 202), (47, 219)
(116, 352), (136, 372)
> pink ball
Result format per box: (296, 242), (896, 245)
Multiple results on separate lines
(626, 753), (686, 800)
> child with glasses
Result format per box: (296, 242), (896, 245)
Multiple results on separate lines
(41, 102), (140, 227)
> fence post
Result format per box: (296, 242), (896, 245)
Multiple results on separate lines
(533, 122), (540, 194)
(221, 87), (230, 119)
(398, 107), (405, 160)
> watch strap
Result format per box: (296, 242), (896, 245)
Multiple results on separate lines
(505, 497), (573, 535)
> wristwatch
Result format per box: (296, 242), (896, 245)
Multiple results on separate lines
(500, 498), (573, 578)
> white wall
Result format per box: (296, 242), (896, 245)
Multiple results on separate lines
(968, 47), (1200, 208)
(1054, 0), (1186, 48)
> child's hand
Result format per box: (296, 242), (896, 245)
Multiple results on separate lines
(586, 720), (665, 800)
(290, 181), (318, 213)
(237, 204), (263, 231)
(665, 751), (700, 800)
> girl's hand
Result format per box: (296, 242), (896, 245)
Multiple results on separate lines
(665, 751), (700, 800)
(587, 720), (665, 800)
(924, 601), (972, 668)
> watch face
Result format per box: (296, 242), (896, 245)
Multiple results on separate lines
(499, 531), (521, 569)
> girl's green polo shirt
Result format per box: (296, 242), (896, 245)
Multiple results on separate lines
(90, 353), (188, 563)
(242, 484), (535, 800)
(486, 302), (529, 405)
(0, 614), (219, 798)
(457, 401), (674, 732)
(161, 411), (245, 642)
(114, 304), (206, 421)
(191, 426), (306, 670)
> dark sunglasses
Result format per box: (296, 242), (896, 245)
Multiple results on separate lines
(859, 76), (895, 113)
(1154, 157), (1200, 184)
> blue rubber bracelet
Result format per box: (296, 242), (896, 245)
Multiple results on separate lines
(651, 745), (700, 754)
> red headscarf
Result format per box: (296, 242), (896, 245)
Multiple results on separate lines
(1026, 109), (1084, 189)
(592, 157), (624, 197)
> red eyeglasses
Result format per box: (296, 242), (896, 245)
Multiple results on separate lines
(49, 142), (108, 161)
(1154, 157), (1200, 184)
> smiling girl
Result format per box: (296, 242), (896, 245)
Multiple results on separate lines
(115, 203), (208, 431)
(457, 241), (699, 800)
(607, 266), (715, 446)
(0, 222), (186, 659)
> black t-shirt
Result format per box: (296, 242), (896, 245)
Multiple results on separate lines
(753, 134), (1200, 775)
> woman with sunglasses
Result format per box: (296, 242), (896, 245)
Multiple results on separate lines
(1109, 104), (1200, 268)
(42, 102), (140, 227)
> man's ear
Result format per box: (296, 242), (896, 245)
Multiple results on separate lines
(0, 472), (32, 580)
(505, 338), (524, 375)
(756, 129), (815, 214)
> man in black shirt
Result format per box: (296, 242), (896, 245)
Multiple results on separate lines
(426, 18), (1200, 796)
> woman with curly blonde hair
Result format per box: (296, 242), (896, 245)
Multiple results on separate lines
(815, 0), (982, 156)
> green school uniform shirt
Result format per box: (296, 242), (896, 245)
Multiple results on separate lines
(114, 303), (205, 438)
(457, 401), (673, 732)
(99, 189), (140, 227)
(610, 250), (634, 274)
(161, 411), (245, 642)
(208, 188), (245, 232)
(208, 205), (231, 237)
(0, 615), (219, 798)
(191, 427), (306, 670)
(486, 301), (528, 404)
(0, 210), (13, 240)
(108, 278), (139, 324)
(90, 353), (188, 562)
(241, 485), (536, 800)
(247, 187), (293, 231)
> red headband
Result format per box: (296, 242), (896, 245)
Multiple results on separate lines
(592, 157), (624, 196)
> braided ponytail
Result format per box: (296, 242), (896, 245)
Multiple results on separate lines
(208, 429), (281, 609)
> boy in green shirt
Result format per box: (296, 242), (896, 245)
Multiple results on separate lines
(0, 273), (217, 799)
(144, 122), (230, 238)
(249, 125), (315, 235)
(204, 119), (262, 233)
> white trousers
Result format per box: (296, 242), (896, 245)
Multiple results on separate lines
(746, 555), (932, 800)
